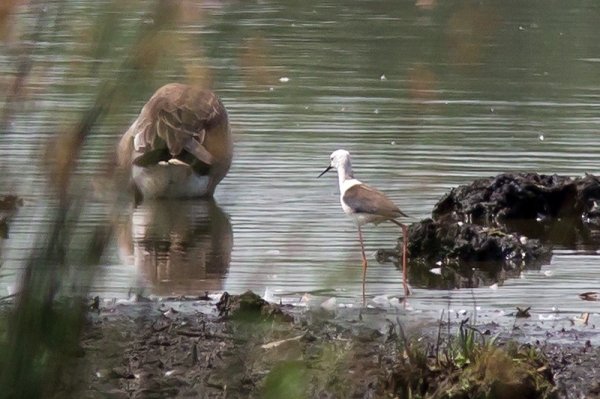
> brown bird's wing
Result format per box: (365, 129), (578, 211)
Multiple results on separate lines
(133, 84), (228, 165)
(343, 184), (408, 219)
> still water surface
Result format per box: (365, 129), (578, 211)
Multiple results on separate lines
(2, 0), (600, 318)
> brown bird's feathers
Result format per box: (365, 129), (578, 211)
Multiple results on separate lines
(343, 184), (408, 220)
(117, 83), (233, 199)
(132, 84), (227, 163)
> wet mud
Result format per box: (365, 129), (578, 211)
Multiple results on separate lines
(57, 292), (600, 398)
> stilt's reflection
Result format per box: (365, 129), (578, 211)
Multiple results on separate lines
(128, 198), (233, 295)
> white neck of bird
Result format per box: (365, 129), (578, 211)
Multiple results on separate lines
(337, 164), (354, 186)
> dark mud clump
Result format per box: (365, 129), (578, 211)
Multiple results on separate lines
(432, 172), (600, 246)
(216, 290), (293, 322)
(390, 218), (552, 289)
(407, 218), (549, 266)
(381, 173), (600, 289)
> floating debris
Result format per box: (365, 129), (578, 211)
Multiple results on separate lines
(579, 292), (598, 301)
(261, 334), (304, 349)
(516, 306), (531, 318)
(573, 312), (590, 325)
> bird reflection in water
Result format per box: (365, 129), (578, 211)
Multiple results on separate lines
(120, 198), (232, 296)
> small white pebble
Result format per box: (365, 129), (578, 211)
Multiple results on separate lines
(372, 295), (389, 305)
(458, 221), (464, 226)
(300, 293), (312, 302)
(489, 283), (499, 290)
(208, 292), (222, 301)
(320, 297), (337, 310)
(262, 288), (276, 303)
(519, 236), (528, 245)
(429, 267), (442, 275)
(269, 87), (274, 91)
(374, 109), (379, 114)
(544, 270), (555, 277)
(539, 134), (544, 141)
(380, 74), (387, 81)
(7, 284), (17, 296)
(391, 141), (396, 145)
(435, 260), (442, 266)
(279, 77), (289, 82)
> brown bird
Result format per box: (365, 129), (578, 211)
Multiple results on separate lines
(318, 149), (410, 301)
(118, 83), (233, 200)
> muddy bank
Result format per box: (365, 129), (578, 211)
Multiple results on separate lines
(53, 292), (600, 398)
(382, 173), (600, 290)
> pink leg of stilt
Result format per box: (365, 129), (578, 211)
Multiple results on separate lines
(400, 223), (409, 297)
(357, 225), (367, 304)
(391, 219), (410, 297)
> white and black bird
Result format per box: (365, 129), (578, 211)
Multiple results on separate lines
(318, 149), (410, 299)
(118, 83), (233, 201)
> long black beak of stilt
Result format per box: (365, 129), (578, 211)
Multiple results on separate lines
(318, 165), (333, 178)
